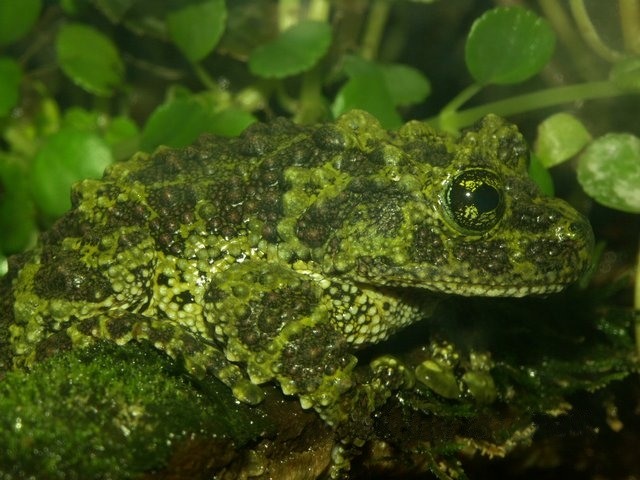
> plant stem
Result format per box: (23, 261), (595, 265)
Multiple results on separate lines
(440, 83), (482, 116)
(361, 0), (391, 60)
(294, 67), (327, 124)
(539, 0), (601, 80)
(192, 62), (220, 92)
(427, 81), (629, 130)
(569, 0), (625, 62)
(619, 0), (640, 55)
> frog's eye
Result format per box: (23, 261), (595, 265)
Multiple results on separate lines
(444, 169), (504, 233)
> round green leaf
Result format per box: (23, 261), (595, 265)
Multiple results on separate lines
(105, 116), (138, 144)
(208, 108), (256, 137)
(535, 113), (592, 168)
(56, 24), (125, 96)
(31, 130), (113, 219)
(62, 107), (102, 132)
(465, 6), (555, 85)
(577, 133), (640, 213)
(141, 98), (214, 151)
(167, 0), (226, 62)
(332, 57), (401, 129)
(104, 116), (140, 160)
(528, 152), (554, 197)
(0, 0), (41, 45)
(0, 153), (36, 254)
(249, 20), (332, 78)
(0, 57), (21, 116)
(380, 63), (431, 107)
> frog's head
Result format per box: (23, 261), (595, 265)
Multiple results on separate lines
(296, 111), (594, 297)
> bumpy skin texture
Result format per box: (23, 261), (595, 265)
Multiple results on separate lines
(3, 110), (593, 427)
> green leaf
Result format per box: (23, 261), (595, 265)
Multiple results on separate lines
(31, 129), (114, 219)
(577, 133), (640, 213)
(465, 6), (555, 85)
(249, 20), (332, 78)
(3, 96), (60, 158)
(0, 57), (21, 116)
(528, 152), (554, 197)
(0, 0), (41, 45)
(104, 116), (140, 160)
(0, 153), (36, 254)
(61, 107), (102, 132)
(167, 0), (226, 62)
(60, 0), (83, 15)
(332, 56), (401, 129)
(535, 113), (592, 168)
(56, 23), (125, 96)
(105, 116), (138, 144)
(141, 98), (213, 151)
(380, 63), (431, 107)
(208, 108), (256, 137)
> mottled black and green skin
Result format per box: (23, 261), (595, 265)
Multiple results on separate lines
(2, 111), (593, 433)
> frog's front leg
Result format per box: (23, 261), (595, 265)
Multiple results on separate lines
(205, 259), (422, 426)
(204, 261), (355, 408)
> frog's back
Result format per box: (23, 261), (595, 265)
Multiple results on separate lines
(5, 112), (398, 367)
(52, 118), (307, 252)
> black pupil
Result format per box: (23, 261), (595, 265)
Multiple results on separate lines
(472, 183), (500, 213)
(450, 182), (499, 213)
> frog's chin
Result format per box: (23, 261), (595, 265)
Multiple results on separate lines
(380, 279), (570, 297)
(426, 282), (567, 297)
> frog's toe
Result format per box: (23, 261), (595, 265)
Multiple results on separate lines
(370, 354), (414, 390)
(231, 379), (265, 405)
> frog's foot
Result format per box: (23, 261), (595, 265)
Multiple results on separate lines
(328, 444), (352, 479)
(317, 354), (413, 431)
(204, 260), (364, 407)
(319, 355), (414, 477)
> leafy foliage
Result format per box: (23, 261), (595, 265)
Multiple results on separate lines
(534, 112), (592, 167)
(0, 58), (21, 116)
(0, 0), (41, 45)
(167, 0), (227, 63)
(30, 129), (113, 219)
(578, 133), (640, 213)
(331, 55), (403, 128)
(249, 20), (332, 78)
(56, 24), (125, 96)
(465, 6), (556, 85)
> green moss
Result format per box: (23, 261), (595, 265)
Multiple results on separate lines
(0, 342), (268, 479)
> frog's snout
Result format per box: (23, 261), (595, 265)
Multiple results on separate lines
(567, 215), (595, 274)
(569, 218), (594, 244)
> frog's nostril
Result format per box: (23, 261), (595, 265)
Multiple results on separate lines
(568, 218), (595, 251)
(570, 219), (589, 237)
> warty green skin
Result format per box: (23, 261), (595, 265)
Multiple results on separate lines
(2, 110), (593, 433)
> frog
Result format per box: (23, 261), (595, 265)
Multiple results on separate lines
(0, 109), (593, 473)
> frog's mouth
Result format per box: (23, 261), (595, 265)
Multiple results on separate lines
(351, 252), (588, 297)
(378, 277), (570, 297)
(417, 280), (568, 297)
